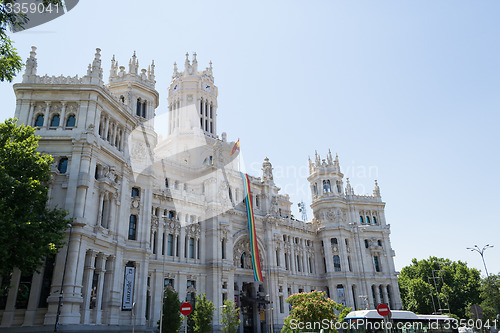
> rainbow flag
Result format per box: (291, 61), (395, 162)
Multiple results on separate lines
(240, 172), (263, 282)
(230, 139), (240, 155)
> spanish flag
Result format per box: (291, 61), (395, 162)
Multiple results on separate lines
(230, 139), (240, 155)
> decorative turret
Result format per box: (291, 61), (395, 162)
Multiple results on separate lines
(309, 149), (343, 177)
(108, 51), (156, 89)
(168, 52), (218, 137)
(22, 46), (37, 82)
(106, 51), (159, 123)
(262, 157), (274, 185)
(307, 149), (344, 199)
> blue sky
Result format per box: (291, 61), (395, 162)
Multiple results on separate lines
(1, 0), (499, 275)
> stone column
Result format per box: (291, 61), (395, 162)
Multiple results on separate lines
(96, 192), (104, 226)
(81, 251), (96, 324)
(94, 254), (107, 324)
(26, 102), (35, 126)
(59, 102), (67, 129)
(101, 256), (114, 324)
(104, 117), (110, 142)
(374, 285), (381, 305)
(382, 286), (389, 306)
(0, 269), (21, 327)
(22, 271), (43, 326)
(43, 101), (51, 129)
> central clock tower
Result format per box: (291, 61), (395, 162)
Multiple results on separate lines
(167, 52), (218, 138)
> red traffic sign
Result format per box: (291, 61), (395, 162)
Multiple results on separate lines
(377, 303), (391, 317)
(180, 302), (192, 316)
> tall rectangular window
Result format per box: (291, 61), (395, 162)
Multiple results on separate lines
(333, 255), (341, 272)
(189, 237), (195, 259)
(128, 215), (137, 240)
(374, 256), (381, 272)
(167, 234), (174, 256)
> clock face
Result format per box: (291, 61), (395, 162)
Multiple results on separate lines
(204, 84), (211, 92)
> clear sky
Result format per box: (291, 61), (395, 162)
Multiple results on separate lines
(1, 0), (499, 275)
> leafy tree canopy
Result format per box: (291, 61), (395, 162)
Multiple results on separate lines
(159, 287), (182, 333)
(220, 299), (240, 333)
(398, 257), (482, 319)
(0, 118), (70, 276)
(479, 274), (500, 321)
(282, 290), (351, 333)
(192, 293), (215, 333)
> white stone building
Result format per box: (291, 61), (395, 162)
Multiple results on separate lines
(0, 47), (402, 332)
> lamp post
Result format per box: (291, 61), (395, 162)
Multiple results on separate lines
(54, 223), (73, 332)
(466, 244), (499, 320)
(159, 219), (167, 333)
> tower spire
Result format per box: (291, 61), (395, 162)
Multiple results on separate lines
(129, 51), (138, 74)
(110, 54), (118, 79)
(346, 178), (353, 195)
(22, 46), (37, 82)
(373, 180), (381, 197)
(327, 149), (333, 165)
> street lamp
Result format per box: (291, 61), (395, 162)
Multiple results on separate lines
(466, 244), (499, 320)
(54, 223), (73, 332)
(159, 219), (167, 333)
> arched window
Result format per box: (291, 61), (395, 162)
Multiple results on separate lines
(373, 216), (377, 224)
(165, 178), (169, 188)
(128, 215), (137, 240)
(50, 114), (60, 127)
(360, 216), (364, 224)
(240, 252), (246, 268)
(366, 216), (371, 224)
(323, 180), (331, 193)
(331, 238), (338, 245)
(336, 181), (342, 193)
(364, 239), (369, 248)
(120, 95), (125, 103)
(313, 183), (318, 195)
(377, 240), (383, 248)
(333, 255), (341, 272)
(34, 114), (44, 127)
(57, 157), (68, 173)
(228, 187), (233, 202)
(66, 115), (76, 127)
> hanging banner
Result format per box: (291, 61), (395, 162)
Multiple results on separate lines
(241, 172), (263, 282)
(122, 266), (135, 310)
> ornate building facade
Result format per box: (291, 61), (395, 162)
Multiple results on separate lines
(0, 47), (402, 332)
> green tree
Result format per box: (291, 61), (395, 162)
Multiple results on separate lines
(398, 257), (481, 318)
(158, 287), (182, 333)
(220, 299), (240, 333)
(479, 274), (500, 321)
(0, 0), (61, 82)
(281, 290), (351, 333)
(192, 293), (215, 333)
(0, 118), (70, 276)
